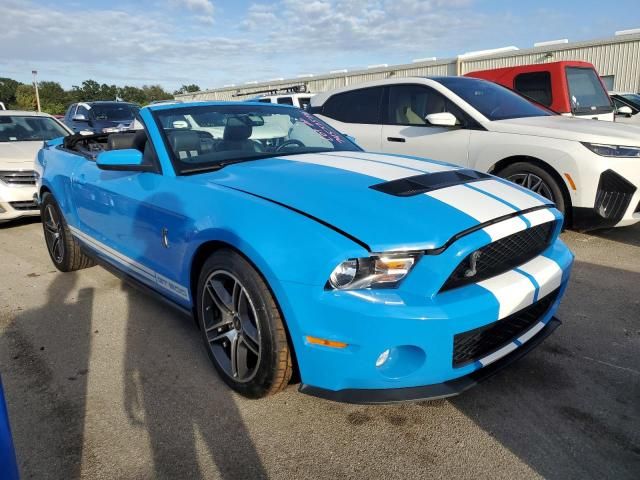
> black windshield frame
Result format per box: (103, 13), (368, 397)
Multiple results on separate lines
(433, 77), (552, 121)
(151, 104), (363, 175)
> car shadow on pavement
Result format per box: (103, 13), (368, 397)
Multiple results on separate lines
(586, 222), (640, 248)
(450, 260), (640, 480)
(1, 271), (94, 479)
(121, 192), (268, 479)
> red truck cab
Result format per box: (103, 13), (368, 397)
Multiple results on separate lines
(466, 61), (614, 121)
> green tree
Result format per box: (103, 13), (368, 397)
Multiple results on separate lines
(15, 84), (37, 111)
(70, 79), (102, 102)
(0, 77), (22, 108)
(117, 85), (147, 105)
(174, 84), (201, 95)
(38, 81), (68, 115)
(141, 84), (173, 103)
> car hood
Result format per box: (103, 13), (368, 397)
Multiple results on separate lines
(184, 151), (553, 252)
(0, 141), (42, 168)
(488, 115), (640, 146)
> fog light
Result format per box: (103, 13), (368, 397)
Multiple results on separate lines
(375, 349), (390, 367)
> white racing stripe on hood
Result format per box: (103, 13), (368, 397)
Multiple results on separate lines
(284, 153), (521, 225)
(426, 184), (516, 223)
(471, 179), (546, 210)
(285, 153), (422, 181)
(522, 208), (557, 227)
(328, 151), (457, 173)
(482, 216), (528, 242)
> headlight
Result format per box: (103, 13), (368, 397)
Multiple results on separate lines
(327, 253), (421, 290)
(582, 142), (640, 158)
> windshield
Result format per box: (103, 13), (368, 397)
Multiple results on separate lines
(566, 67), (613, 114)
(621, 94), (640, 110)
(0, 115), (69, 142)
(434, 77), (551, 121)
(154, 104), (361, 173)
(89, 103), (139, 122)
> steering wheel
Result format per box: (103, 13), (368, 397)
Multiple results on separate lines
(276, 139), (305, 152)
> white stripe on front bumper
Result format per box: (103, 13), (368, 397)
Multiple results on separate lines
(476, 269), (536, 320)
(516, 255), (563, 300)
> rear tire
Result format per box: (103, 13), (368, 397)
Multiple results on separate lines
(40, 192), (95, 272)
(196, 249), (292, 398)
(497, 162), (567, 215)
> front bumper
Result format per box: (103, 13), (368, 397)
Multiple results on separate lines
(0, 182), (39, 222)
(571, 169), (639, 230)
(300, 317), (560, 404)
(280, 236), (573, 399)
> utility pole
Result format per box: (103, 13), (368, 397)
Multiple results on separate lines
(32, 70), (41, 112)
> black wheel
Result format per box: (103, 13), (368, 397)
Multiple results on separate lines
(40, 192), (95, 272)
(497, 162), (567, 214)
(196, 249), (292, 398)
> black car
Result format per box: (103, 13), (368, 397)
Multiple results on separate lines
(63, 101), (140, 133)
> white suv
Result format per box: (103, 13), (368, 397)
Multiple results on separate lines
(254, 93), (315, 110)
(312, 77), (640, 230)
(0, 110), (71, 222)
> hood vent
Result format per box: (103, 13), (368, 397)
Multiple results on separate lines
(370, 169), (490, 197)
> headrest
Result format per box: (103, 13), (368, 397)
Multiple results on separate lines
(223, 117), (252, 141)
(167, 130), (201, 154)
(107, 133), (136, 151)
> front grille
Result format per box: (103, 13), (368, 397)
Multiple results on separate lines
(9, 200), (38, 211)
(453, 289), (559, 367)
(0, 170), (37, 186)
(441, 221), (555, 292)
(594, 170), (636, 222)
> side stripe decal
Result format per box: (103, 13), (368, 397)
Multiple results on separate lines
(68, 226), (190, 301)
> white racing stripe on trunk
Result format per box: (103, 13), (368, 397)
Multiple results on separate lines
(481, 216), (528, 242)
(471, 179), (546, 210)
(328, 151), (457, 173)
(426, 184), (516, 223)
(522, 208), (557, 227)
(476, 269), (536, 320)
(286, 153), (421, 181)
(517, 256), (563, 300)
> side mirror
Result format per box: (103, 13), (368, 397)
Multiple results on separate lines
(425, 112), (458, 127)
(343, 134), (359, 146)
(72, 114), (88, 122)
(616, 105), (633, 117)
(96, 149), (147, 171)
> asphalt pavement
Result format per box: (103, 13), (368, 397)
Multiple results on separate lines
(0, 219), (638, 479)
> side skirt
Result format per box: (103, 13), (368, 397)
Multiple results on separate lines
(80, 246), (194, 320)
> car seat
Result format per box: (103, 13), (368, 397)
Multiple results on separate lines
(216, 117), (263, 152)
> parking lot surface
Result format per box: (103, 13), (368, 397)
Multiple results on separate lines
(0, 219), (638, 479)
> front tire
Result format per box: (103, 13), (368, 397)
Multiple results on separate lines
(40, 192), (95, 272)
(196, 249), (292, 398)
(497, 162), (567, 214)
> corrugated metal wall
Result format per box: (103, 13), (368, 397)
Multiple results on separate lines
(177, 34), (640, 101)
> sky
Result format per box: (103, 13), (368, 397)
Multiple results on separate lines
(2, 0), (639, 92)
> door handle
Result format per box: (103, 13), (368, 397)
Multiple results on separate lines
(387, 137), (406, 143)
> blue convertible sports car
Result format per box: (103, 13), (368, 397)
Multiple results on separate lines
(35, 102), (573, 403)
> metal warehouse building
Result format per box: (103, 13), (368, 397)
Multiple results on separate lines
(176, 31), (640, 102)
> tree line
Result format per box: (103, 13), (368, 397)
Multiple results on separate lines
(0, 78), (200, 114)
